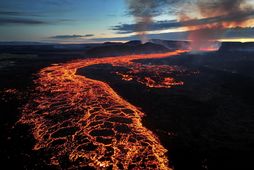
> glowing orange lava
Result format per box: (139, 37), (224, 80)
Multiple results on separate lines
(114, 63), (186, 88)
(198, 47), (220, 52)
(19, 50), (187, 169)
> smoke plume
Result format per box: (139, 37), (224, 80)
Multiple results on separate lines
(180, 0), (254, 51)
(126, 0), (154, 43)
(126, 0), (254, 50)
(125, 0), (168, 43)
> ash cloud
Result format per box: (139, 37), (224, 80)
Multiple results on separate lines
(93, 27), (254, 42)
(125, 0), (183, 43)
(113, 10), (254, 33)
(124, 0), (254, 50)
(126, 0), (158, 43)
(181, 0), (254, 50)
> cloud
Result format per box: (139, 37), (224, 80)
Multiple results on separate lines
(0, 10), (42, 17)
(0, 18), (48, 25)
(224, 27), (254, 38)
(50, 34), (94, 39)
(0, 17), (74, 25)
(0, 0), (73, 18)
(125, 0), (192, 42)
(112, 20), (180, 33)
(43, 0), (72, 6)
(92, 27), (254, 42)
(84, 34), (94, 37)
(0, 11), (21, 16)
(126, 0), (188, 17)
(112, 10), (254, 34)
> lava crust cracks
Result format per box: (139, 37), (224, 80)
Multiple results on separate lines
(19, 50), (186, 169)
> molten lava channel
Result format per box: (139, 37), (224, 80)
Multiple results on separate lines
(19, 50), (187, 169)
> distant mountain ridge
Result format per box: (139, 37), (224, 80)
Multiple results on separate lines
(85, 41), (170, 57)
(219, 42), (254, 51)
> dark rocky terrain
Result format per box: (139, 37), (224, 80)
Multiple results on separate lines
(1, 41), (254, 169)
(78, 43), (254, 170)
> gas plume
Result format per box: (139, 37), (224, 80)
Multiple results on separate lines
(126, 0), (254, 51)
(180, 0), (254, 51)
(126, 0), (167, 43)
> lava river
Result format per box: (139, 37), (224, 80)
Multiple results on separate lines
(19, 50), (187, 169)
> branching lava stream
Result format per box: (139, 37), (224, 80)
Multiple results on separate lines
(19, 50), (187, 169)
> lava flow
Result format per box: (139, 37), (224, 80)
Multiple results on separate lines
(19, 50), (186, 169)
(114, 63), (186, 88)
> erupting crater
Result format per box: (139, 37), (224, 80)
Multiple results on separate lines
(19, 50), (187, 169)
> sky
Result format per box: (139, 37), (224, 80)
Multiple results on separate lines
(0, 0), (254, 43)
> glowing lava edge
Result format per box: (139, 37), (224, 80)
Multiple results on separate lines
(19, 50), (187, 169)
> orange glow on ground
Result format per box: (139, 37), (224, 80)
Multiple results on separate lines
(19, 50), (187, 169)
(198, 47), (220, 52)
(115, 64), (186, 88)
